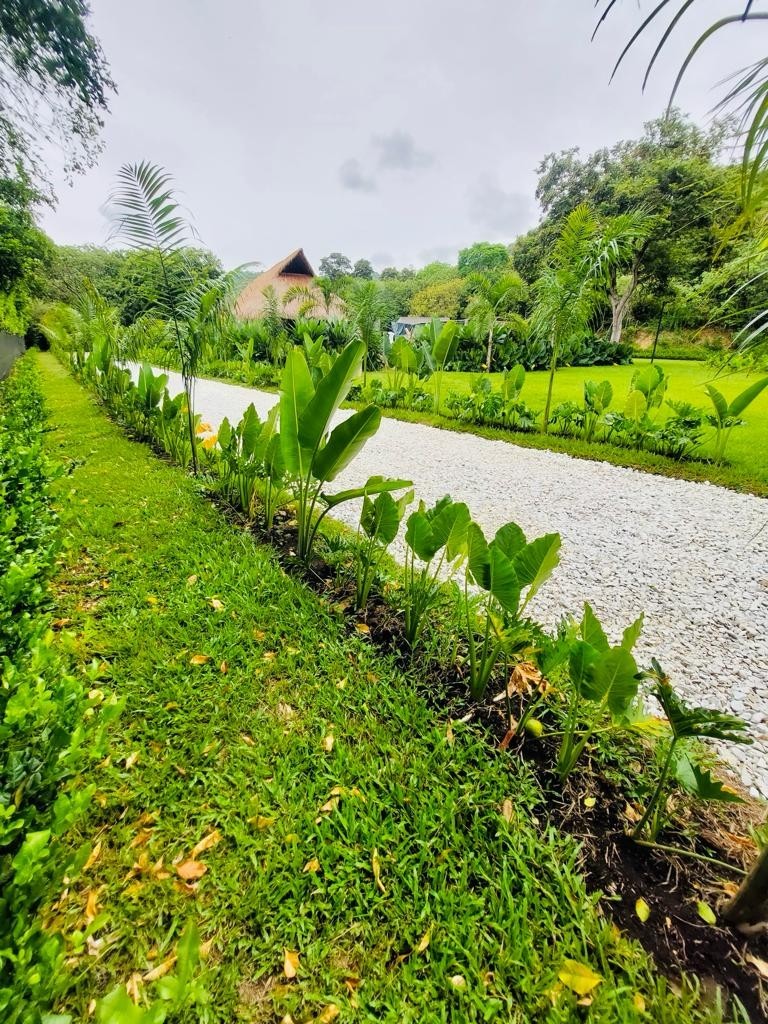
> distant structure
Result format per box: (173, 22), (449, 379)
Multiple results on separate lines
(392, 315), (449, 337)
(234, 248), (346, 321)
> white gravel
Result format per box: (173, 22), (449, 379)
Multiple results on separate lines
(159, 369), (768, 799)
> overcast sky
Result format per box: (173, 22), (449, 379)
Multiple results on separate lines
(38, 0), (768, 272)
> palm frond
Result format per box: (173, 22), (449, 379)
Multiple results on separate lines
(107, 161), (191, 255)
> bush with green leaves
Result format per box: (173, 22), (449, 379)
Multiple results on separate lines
(704, 374), (768, 463)
(354, 486), (414, 610)
(0, 355), (121, 1023)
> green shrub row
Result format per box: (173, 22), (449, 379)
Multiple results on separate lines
(0, 355), (120, 1024)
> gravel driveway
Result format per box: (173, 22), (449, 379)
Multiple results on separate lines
(157, 369), (768, 798)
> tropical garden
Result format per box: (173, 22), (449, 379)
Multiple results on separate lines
(2, 2), (768, 1023)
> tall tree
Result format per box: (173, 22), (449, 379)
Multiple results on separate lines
(319, 252), (353, 279)
(458, 241), (512, 277)
(353, 258), (374, 279)
(0, 0), (115, 195)
(465, 271), (527, 372)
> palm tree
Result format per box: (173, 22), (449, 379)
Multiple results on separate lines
(346, 279), (388, 383)
(532, 205), (648, 433)
(465, 271), (527, 373)
(107, 162), (244, 473)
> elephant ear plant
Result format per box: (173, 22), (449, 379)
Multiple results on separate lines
(280, 339), (410, 562)
(354, 486), (414, 611)
(556, 603), (645, 779)
(403, 496), (471, 648)
(463, 520), (561, 700)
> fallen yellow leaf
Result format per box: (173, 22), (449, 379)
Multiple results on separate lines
(176, 860), (207, 881)
(143, 955), (176, 982)
(322, 733), (335, 752)
(583, 796), (596, 809)
(125, 751), (139, 770)
(191, 829), (221, 858)
(449, 974), (466, 990)
(209, 598), (225, 612)
(500, 799), (514, 823)
(303, 857), (321, 874)
(84, 889), (99, 923)
(186, 574), (198, 586)
(320, 796), (339, 814)
(633, 992), (646, 1012)
(219, 660), (228, 674)
(446, 720), (455, 746)
(283, 949), (299, 979)
(190, 653), (210, 666)
(372, 848), (386, 894)
(635, 897), (651, 923)
(126, 973), (143, 1003)
(557, 959), (603, 997)
(250, 815), (275, 829)
(316, 1005), (340, 1023)
(697, 901), (717, 925)
(355, 622), (370, 634)
(414, 928), (431, 954)
(84, 841), (102, 871)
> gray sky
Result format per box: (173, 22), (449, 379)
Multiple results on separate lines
(39, 0), (768, 271)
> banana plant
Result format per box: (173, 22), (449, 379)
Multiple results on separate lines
(582, 379), (612, 442)
(157, 390), (192, 467)
(463, 520), (561, 699)
(557, 603), (644, 780)
(632, 659), (750, 841)
(703, 375), (768, 463)
(133, 364), (168, 440)
(280, 339), (410, 561)
(403, 496), (471, 648)
(354, 486), (414, 610)
(500, 364), (528, 428)
(415, 319), (459, 414)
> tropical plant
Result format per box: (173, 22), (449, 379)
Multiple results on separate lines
(354, 487), (414, 611)
(557, 603), (644, 780)
(703, 374), (768, 461)
(463, 520), (561, 699)
(402, 496), (471, 648)
(582, 379), (613, 441)
(532, 205), (649, 432)
(106, 162), (244, 474)
(414, 318), (460, 414)
(632, 660), (750, 841)
(279, 339), (410, 562)
(465, 271), (527, 373)
(132, 363), (168, 439)
(346, 279), (388, 380)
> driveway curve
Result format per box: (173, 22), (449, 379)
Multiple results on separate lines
(158, 369), (768, 798)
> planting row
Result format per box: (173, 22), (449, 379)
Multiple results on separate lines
(64, 333), (768, 920)
(0, 356), (121, 1022)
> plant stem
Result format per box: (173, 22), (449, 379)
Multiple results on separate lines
(634, 840), (746, 876)
(632, 738), (677, 841)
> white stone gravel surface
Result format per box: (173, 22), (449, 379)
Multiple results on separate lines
(158, 369), (768, 798)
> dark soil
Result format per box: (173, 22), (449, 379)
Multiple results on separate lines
(214, 496), (768, 1022)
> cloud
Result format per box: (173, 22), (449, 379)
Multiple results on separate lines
(338, 158), (376, 192)
(418, 244), (460, 265)
(373, 130), (434, 171)
(467, 177), (533, 236)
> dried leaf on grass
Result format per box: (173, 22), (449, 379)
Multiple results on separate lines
(372, 848), (386, 894)
(191, 829), (221, 858)
(283, 949), (300, 979)
(176, 860), (207, 881)
(143, 955), (177, 981)
(190, 653), (210, 666)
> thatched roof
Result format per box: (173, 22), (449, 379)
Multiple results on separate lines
(234, 248), (346, 321)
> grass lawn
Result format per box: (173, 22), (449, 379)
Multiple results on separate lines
(368, 359), (768, 494)
(34, 351), (728, 1023)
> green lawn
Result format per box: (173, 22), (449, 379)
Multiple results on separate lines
(369, 359), (768, 492)
(35, 352), (727, 1023)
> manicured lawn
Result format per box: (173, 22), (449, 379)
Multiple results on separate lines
(369, 359), (768, 491)
(36, 352), (722, 1022)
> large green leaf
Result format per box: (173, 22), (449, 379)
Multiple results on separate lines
(239, 403), (262, 457)
(493, 522), (526, 560)
(488, 544), (521, 614)
(513, 532), (561, 604)
(466, 522), (491, 589)
(280, 348), (315, 475)
(580, 646), (640, 715)
(621, 612), (644, 652)
(727, 374), (768, 418)
(581, 602), (609, 652)
(624, 390), (647, 421)
(653, 682), (751, 743)
(674, 755), (745, 804)
(325, 476), (412, 509)
(298, 340), (365, 458)
(405, 507), (440, 562)
(430, 500), (471, 560)
(361, 489), (412, 544)
(703, 384), (727, 426)
(391, 337), (419, 374)
(313, 406), (381, 482)
(431, 320), (459, 367)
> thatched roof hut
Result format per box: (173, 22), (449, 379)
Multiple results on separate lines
(234, 248), (346, 321)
